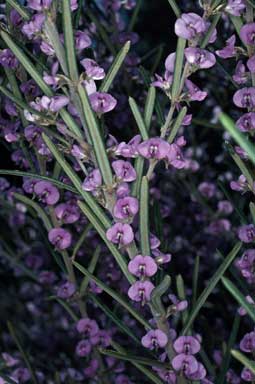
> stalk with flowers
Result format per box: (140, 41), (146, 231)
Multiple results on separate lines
(1, 0), (255, 383)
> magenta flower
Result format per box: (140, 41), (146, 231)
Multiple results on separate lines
(75, 31), (92, 50)
(112, 160), (137, 182)
(116, 183), (130, 198)
(237, 112), (255, 132)
(240, 23), (255, 45)
(40, 95), (69, 112)
(75, 340), (91, 357)
(57, 281), (76, 298)
(225, 0), (246, 16)
(138, 138), (170, 160)
(198, 182), (216, 198)
(106, 222), (134, 246)
(0, 49), (19, 69)
(173, 336), (200, 355)
(230, 174), (247, 192)
(188, 363), (206, 380)
(141, 329), (168, 350)
(172, 354), (198, 375)
(128, 281), (155, 303)
(185, 80), (207, 101)
(27, 0), (52, 11)
(175, 13), (206, 40)
(247, 55), (255, 73)
(165, 52), (176, 72)
(238, 295), (255, 315)
(168, 294), (188, 313)
(90, 92), (117, 114)
(238, 224), (255, 243)
(216, 35), (236, 58)
(217, 200), (233, 214)
(128, 255), (158, 277)
(167, 144), (186, 169)
(242, 367), (255, 382)
(22, 13), (45, 39)
(34, 181), (60, 205)
(76, 318), (99, 336)
(233, 87), (255, 108)
(240, 331), (255, 352)
(184, 48), (216, 69)
(48, 228), (72, 250)
(82, 169), (102, 191)
(55, 203), (80, 224)
(113, 196), (139, 220)
(80, 59), (105, 80)
(233, 61), (248, 85)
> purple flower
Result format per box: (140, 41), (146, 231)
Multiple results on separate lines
(225, 0), (246, 16)
(233, 87), (255, 108)
(247, 55), (255, 73)
(89, 92), (117, 114)
(168, 294), (188, 313)
(106, 223), (134, 246)
(238, 224), (255, 243)
(34, 181), (60, 205)
(48, 228), (72, 250)
(198, 182), (216, 198)
(2, 353), (19, 367)
(217, 200), (233, 214)
(233, 61), (248, 84)
(0, 177), (10, 191)
(27, 0), (52, 11)
(188, 363), (206, 380)
(116, 183), (130, 198)
(238, 295), (255, 315)
(82, 169), (102, 192)
(128, 255), (158, 277)
(12, 368), (31, 383)
(55, 203), (80, 224)
(38, 271), (57, 285)
(141, 329), (168, 350)
(165, 52), (176, 73)
(184, 48), (216, 69)
(113, 196), (139, 220)
(185, 80), (207, 101)
(216, 35), (236, 59)
(57, 281), (76, 298)
(75, 340), (92, 357)
(128, 281), (155, 303)
(40, 95), (69, 112)
(76, 318), (99, 336)
(172, 354), (199, 376)
(175, 13), (206, 40)
(75, 31), (92, 50)
(240, 23), (255, 45)
(80, 59), (105, 80)
(240, 331), (255, 352)
(237, 112), (255, 132)
(112, 160), (137, 182)
(241, 367), (255, 382)
(0, 49), (19, 69)
(173, 336), (200, 355)
(230, 174), (247, 192)
(138, 138), (170, 160)
(22, 13), (45, 39)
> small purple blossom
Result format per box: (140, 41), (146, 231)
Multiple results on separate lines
(113, 196), (139, 220)
(238, 224), (255, 243)
(57, 281), (76, 299)
(106, 223), (134, 246)
(172, 354), (199, 376)
(90, 92), (117, 114)
(82, 169), (102, 191)
(80, 59), (105, 80)
(128, 280), (155, 303)
(112, 160), (137, 182)
(175, 13), (206, 40)
(48, 228), (72, 250)
(76, 318), (99, 336)
(141, 329), (168, 350)
(34, 181), (60, 205)
(0, 49), (19, 69)
(128, 255), (158, 277)
(184, 48), (216, 69)
(138, 138), (170, 160)
(240, 23), (255, 45)
(173, 336), (200, 355)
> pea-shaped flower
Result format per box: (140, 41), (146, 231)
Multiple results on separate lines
(238, 224), (255, 243)
(113, 196), (139, 220)
(233, 87), (255, 108)
(112, 160), (137, 182)
(34, 181), (60, 205)
(173, 336), (200, 355)
(89, 92), (117, 114)
(141, 329), (168, 350)
(82, 169), (102, 192)
(128, 281), (155, 303)
(184, 48), (216, 69)
(106, 222), (134, 246)
(174, 13), (206, 40)
(76, 318), (99, 337)
(240, 23), (255, 45)
(171, 354), (198, 376)
(138, 138), (170, 160)
(48, 228), (72, 250)
(128, 255), (157, 277)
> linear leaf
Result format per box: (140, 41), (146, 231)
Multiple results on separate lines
(80, 245), (100, 295)
(176, 275), (188, 325)
(100, 41), (131, 92)
(129, 97), (149, 140)
(182, 242), (242, 334)
(131, 157), (144, 197)
(42, 134), (110, 228)
(6, 0), (30, 20)
(171, 38), (186, 101)
(62, 0), (79, 80)
(222, 277), (255, 322)
(144, 86), (156, 131)
(167, 0), (181, 17)
(168, 106), (187, 143)
(231, 350), (255, 374)
(140, 177), (151, 255)
(73, 261), (150, 329)
(77, 84), (113, 186)
(77, 201), (135, 283)
(44, 19), (68, 75)
(99, 349), (167, 368)
(220, 113), (255, 165)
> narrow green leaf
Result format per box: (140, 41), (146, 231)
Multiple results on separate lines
(151, 276), (171, 317)
(220, 113), (255, 165)
(72, 223), (93, 261)
(140, 176), (151, 255)
(216, 315), (240, 384)
(44, 19), (68, 75)
(62, 0), (79, 80)
(48, 296), (79, 322)
(128, 0), (143, 31)
(231, 350), (255, 374)
(99, 349), (167, 368)
(77, 201), (134, 283)
(167, 0), (181, 17)
(89, 294), (140, 345)
(144, 86), (156, 131)
(200, 14), (221, 49)
(80, 245), (100, 295)
(6, 0), (30, 20)
(167, 106), (187, 143)
(131, 157), (144, 198)
(111, 341), (164, 384)
(7, 323), (38, 384)
(222, 277), (255, 322)
(182, 242), (242, 334)
(100, 41), (131, 92)
(42, 134), (110, 229)
(0, 169), (77, 193)
(229, 15), (244, 38)
(73, 261), (150, 329)
(13, 192), (52, 231)
(171, 38), (186, 101)
(129, 97), (149, 140)
(250, 202), (255, 225)
(176, 275), (188, 325)
(230, 148), (254, 186)
(77, 84), (113, 186)
(192, 255), (200, 309)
